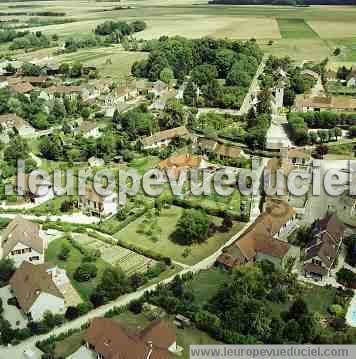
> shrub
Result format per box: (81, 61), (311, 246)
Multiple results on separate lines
(328, 304), (344, 318)
(77, 302), (93, 316)
(129, 299), (143, 314)
(65, 306), (79, 320)
(58, 245), (70, 261)
(73, 263), (98, 282)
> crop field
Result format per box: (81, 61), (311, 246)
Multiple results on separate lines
(73, 233), (155, 275)
(1, 1), (356, 68)
(277, 18), (319, 39)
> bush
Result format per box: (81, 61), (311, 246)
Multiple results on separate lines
(90, 292), (105, 308)
(58, 245), (70, 261)
(129, 273), (148, 290)
(65, 306), (79, 320)
(145, 262), (166, 280)
(73, 263), (98, 282)
(77, 302), (93, 315)
(129, 299), (143, 314)
(328, 304), (344, 318)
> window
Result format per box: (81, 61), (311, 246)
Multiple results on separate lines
(29, 256), (40, 262)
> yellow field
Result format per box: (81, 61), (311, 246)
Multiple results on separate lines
(135, 15), (281, 40)
(308, 21), (356, 39)
(2, 0), (356, 62)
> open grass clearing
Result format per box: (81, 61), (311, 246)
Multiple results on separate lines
(186, 267), (230, 305)
(114, 205), (244, 265)
(259, 38), (331, 63)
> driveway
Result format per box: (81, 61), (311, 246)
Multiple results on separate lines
(0, 286), (27, 329)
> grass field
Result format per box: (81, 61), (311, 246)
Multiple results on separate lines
(2, 1), (356, 63)
(277, 18), (319, 39)
(114, 205), (244, 265)
(186, 267), (230, 304)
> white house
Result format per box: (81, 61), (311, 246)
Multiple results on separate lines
(0, 113), (35, 138)
(10, 262), (66, 322)
(0, 216), (47, 267)
(79, 185), (118, 217)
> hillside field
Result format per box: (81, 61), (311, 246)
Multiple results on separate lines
(1, 1), (356, 66)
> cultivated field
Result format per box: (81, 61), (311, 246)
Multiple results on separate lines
(1, 1), (356, 70)
(73, 233), (155, 275)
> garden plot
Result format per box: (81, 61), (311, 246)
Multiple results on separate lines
(73, 234), (155, 275)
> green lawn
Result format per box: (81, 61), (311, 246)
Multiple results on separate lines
(54, 331), (85, 358)
(114, 205), (244, 265)
(327, 82), (356, 96)
(185, 190), (248, 217)
(127, 155), (160, 175)
(186, 268), (230, 305)
(267, 282), (339, 319)
(45, 237), (112, 302)
(326, 142), (356, 160)
(277, 18), (319, 39)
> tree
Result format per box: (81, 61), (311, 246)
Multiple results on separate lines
(183, 80), (197, 106)
(97, 267), (130, 301)
(172, 209), (209, 245)
(314, 144), (328, 159)
(283, 88), (296, 107)
(0, 259), (15, 285)
(70, 62), (83, 78)
(333, 48), (341, 56)
(73, 263), (98, 282)
(286, 297), (309, 321)
(130, 273), (147, 290)
(336, 268), (355, 287)
(159, 67), (174, 85)
(215, 48), (236, 78)
(283, 319), (302, 343)
(21, 62), (41, 76)
(65, 306), (79, 320)
(58, 245), (70, 261)
(4, 135), (29, 164)
(191, 64), (218, 87)
(257, 87), (271, 114)
(221, 214), (233, 232)
(129, 299), (143, 314)
(39, 133), (63, 160)
(335, 127), (342, 141)
(202, 79), (223, 107)
(159, 98), (186, 129)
